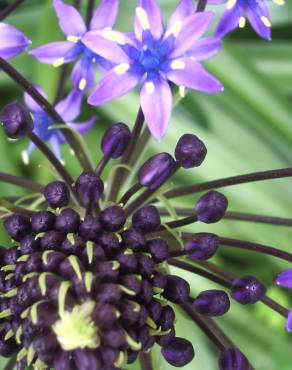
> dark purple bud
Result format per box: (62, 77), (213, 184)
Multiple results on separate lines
(120, 301), (140, 325)
(44, 181), (70, 209)
(100, 205), (126, 232)
(120, 274), (142, 294)
(93, 303), (118, 328)
(139, 280), (153, 304)
(156, 326), (176, 346)
(31, 211), (56, 233)
(41, 230), (65, 250)
(59, 257), (85, 280)
(132, 205), (161, 233)
(61, 235), (85, 255)
(163, 275), (190, 304)
(79, 216), (102, 241)
(97, 261), (120, 282)
(34, 301), (58, 327)
(98, 232), (120, 255)
(81, 244), (106, 267)
(116, 251), (137, 273)
(139, 153), (176, 189)
(96, 283), (122, 304)
(193, 290), (230, 316)
(42, 251), (66, 272)
(195, 191), (228, 224)
(20, 235), (39, 254)
(25, 252), (43, 273)
(55, 208), (80, 233)
(33, 331), (58, 355)
(148, 299), (163, 322)
(0, 332), (18, 357)
(219, 348), (250, 370)
(159, 306), (175, 330)
(4, 214), (31, 241)
(75, 171), (104, 205)
(127, 349), (138, 364)
(4, 246), (19, 265)
(0, 272), (5, 292)
(138, 255), (155, 278)
(74, 348), (101, 370)
(0, 101), (34, 139)
(137, 305), (149, 328)
(54, 351), (75, 370)
(148, 239), (170, 262)
(162, 337), (195, 367)
(175, 134), (207, 168)
(138, 326), (155, 350)
(231, 276), (266, 305)
(121, 228), (146, 251)
(101, 122), (131, 159)
(100, 347), (118, 367)
(103, 325), (125, 348)
(153, 272), (167, 290)
(14, 263), (26, 284)
(185, 233), (219, 260)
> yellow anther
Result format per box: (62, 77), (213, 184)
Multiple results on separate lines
(53, 57), (65, 68)
(171, 60), (186, 70)
(67, 35), (80, 43)
(114, 63), (130, 75)
(226, 0), (237, 9)
(239, 16), (246, 28)
(136, 7), (150, 30)
(145, 81), (155, 94)
(165, 20), (182, 38)
(79, 78), (87, 91)
(272, 0), (284, 5)
(21, 150), (29, 165)
(179, 86), (186, 98)
(102, 30), (125, 45)
(261, 16), (271, 27)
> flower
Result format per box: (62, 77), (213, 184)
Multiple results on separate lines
(0, 23), (31, 60)
(211, 0), (285, 40)
(22, 85), (95, 160)
(82, 0), (223, 140)
(30, 0), (119, 93)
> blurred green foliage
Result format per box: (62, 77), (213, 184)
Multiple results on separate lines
(1, 1), (292, 369)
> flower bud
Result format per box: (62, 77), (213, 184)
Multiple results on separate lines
(93, 303), (118, 328)
(231, 276), (266, 305)
(159, 306), (175, 330)
(162, 337), (195, 367)
(0, 101), (34, 139)
(193, 290), (230, 316)
(4, 214), (31, 241)
(31, 211), (56, 233)
(121, 228), (146, 251)
(40, 230), (65, 251)
(75, 171), (104, 205)
(147, 239), (170, 262)
(74, 348), (101, 370)
(275, 269), (292, 289)
(195, 191), (228, 223)
(138, 153), (176, 189)
(44, 181), (70, 209)
(79, 215), (102, 241)
(132, 205), (160, 233)
(175, 134), (207, 168)
(163, 275), (190, 304)
(219, 348), (250, 370)
(55, 208), (80, 233)
(100, 205), (126, 232)
(101, 122), (131, 158)
(185, 233), (219, 260)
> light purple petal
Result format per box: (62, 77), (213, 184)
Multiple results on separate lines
(246, 3), (271, 40)
(90, 0), (119, 30)
(55, 89), (83, 122)
(187, 37), (221, 61)
(50, 135), (62, 160)
(68, 116), (96, 135)
(27, 142), (36, 156)
(88, 67), (141, 106)
(53, 0), (86, 36)
(134, 0), (164, 41)
(29, 41), (78, 65)
(286, 310), (292, 332)
(167, 0), (194, 29)
(170, 12), (214, 59)
(24, 85), (47, 113)
(0, 23), (31, 60)
(82, 30), (130, 64)
(140, 77), (172, 141)
(215, 5), (242, 38)
(275, 269), (292, 289)
(71, 56), (95, 92)
(167, 58), (223, 93)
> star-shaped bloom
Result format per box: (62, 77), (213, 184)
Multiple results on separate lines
(82, 0), (223, 140)
(0, 23), (31, 60)
(23, 86), (95, 160)
(210, 0), (285, 40)
(30, 0), (119, 93)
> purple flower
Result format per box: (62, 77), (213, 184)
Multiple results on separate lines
(82, 0), (223, 140)
(23, 85), (95, 159)
(210, 0), (284, 40)
(0, 23), (31, 60)
(30, 0), (119, 92)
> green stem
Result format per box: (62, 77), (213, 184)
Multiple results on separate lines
(0, 0), (25, 20)
(0, 172), (44, 193)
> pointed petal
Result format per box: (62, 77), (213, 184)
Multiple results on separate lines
(140, 77), (172, 141)
(24, 85), (47, 112)
(29, 41), (79, 65)
(167, 0), (194, 29)
(55, 89), (83, 122)
(82, 30), (130, 64)
(167, 58), (223, 93)
(0, 23), (30, 60)
(50, 135), (62, 160)
(68, 116), (96, 135)
(246, 4), (271, 40)
(88, 67), (141, 106)
(170, 12), (214, 59)
(90, 0), (119, 30)
(275, 269), (292, 289)
(215, 5), (242, 38)
(53, 0), (86, 36)
(287, 310), (292, 332)
(187, 37), (221, 61)
(134, 0), (164, 41)
(71, 55), (95, 92)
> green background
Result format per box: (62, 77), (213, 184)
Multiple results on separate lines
(0, 0), (292, 369)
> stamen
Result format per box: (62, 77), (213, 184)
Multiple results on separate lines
(53, 57), (65, 68)
(272, 0), (284, 5)
(179, 86), (186, 98)
(27, 345), (36, 366)
(86, 241), (94, 264)
(239, 16), (246, 28)
(261, 16), (271, 27)
(145, 82), (155, 94)
(171, 60), (186, 70)
(84, 272), (93, 293)
(226, 0), (237, 9)
(21, 150), (29, 165)
(136, 7), (150, 30)
(68, 255), (82, 280)
(79, 78), (87, 91)
(102, 30), (125, 45)
(125, 332), (142, 351)
(165, 20), (182, 38)
(16, 347), (27, 362)
(4, 329), (14, 341)
(67, 35), (80, 43)
(114, 63), (130, 75)
(114, 351), (127, 368)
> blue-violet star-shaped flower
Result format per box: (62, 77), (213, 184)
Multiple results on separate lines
(0, 23), (31, 60)
(30, 0), (119, 93)
(82, 0), (223, 140)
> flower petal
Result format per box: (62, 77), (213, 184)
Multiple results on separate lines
(275, 269), (292, 289)
(0, 23), (30, 60)
(53, 0), (86, 36)
(187, 37), (221, 61)
(55, 89), (83, 122)
(140, 77), (172, 141)
(71, 55), (95, 92)
(167, 58), (223, 93)
(286, 310), (292, 332)
(68, 116), (96, 135)
(246, 3), (271, 40)
(134, 0), (164, 41)
(29, 41), (79, 65)
(90, 0), (119, 30)
(88, 67), (141, 106)
(50, 135), (62, 160)
(170, 12), (214, 59)
(167, 0), (194, 29)
(24, 85), (47, 112)
(215, 5), (242, 38)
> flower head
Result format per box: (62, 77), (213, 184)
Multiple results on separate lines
(0, 23), (31, 60)
(30, 0), (119, 93)
(82, 0), (223, 140)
